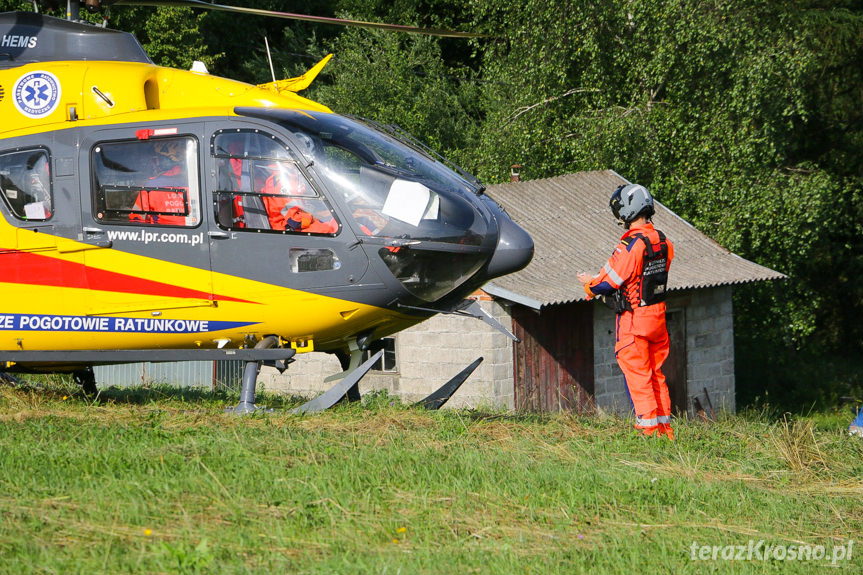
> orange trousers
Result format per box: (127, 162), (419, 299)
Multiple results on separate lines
(614, 306), (671, 428)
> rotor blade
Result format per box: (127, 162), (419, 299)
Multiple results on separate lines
(111, 0), (487, 38)
(398, 299), (520, 342)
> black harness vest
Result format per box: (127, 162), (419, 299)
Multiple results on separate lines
(608, 230), (669, 313)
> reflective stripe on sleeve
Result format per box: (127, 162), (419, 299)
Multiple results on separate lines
(603, 262), (625, 287)
(657, 415), (671, 424)
(636, 416), (659, 427)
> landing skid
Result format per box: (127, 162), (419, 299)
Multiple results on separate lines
(0, 347), (297, 401)
(290, 350), (383, 414)
(229, 336), (281, 414)
(228, 346), (382, 415)
(413, 357), (483, 409)
(289, 353), (483, 414)
(229, 338), (482, 415)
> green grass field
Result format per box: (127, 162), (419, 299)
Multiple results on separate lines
(1, 379), (861, 574)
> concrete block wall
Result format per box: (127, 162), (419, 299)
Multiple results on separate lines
(259, 297), (515, 409)
(257, 350), (342, 398)
(592, 286), (736, 417)
(684, 285), (736, 415)
(390, 297), (515, 409)
(592, 304), (630, 414)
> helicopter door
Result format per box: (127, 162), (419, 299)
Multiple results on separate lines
(0, 144), (80, 343)
(80, 129), (213, 315)
(206, 126), (368, 297)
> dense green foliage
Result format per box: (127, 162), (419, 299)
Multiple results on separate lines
(1, 0), (860, 409)
(458, 1), (863, 410)
(0, 383), (860, 573)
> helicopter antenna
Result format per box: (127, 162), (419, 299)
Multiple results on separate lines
(31, 0), (39, 13)
(264, 36), (276, 84)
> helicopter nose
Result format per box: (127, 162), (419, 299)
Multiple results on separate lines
(485, 215), (534, 280)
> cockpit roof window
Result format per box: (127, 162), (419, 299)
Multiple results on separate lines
(211, 130), (291, 160)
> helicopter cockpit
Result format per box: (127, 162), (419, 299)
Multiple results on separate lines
(235, 108), (507, 303)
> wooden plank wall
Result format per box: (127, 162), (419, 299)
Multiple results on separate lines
(664, 309), (688, 415)
(512, 303), (594, 413)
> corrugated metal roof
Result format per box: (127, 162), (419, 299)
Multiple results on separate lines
(483, 170), (785, 309)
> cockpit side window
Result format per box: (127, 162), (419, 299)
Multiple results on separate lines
(91, 137), (201, 227)
(211, 129), (338, 234)
(0, 148), (53, 221)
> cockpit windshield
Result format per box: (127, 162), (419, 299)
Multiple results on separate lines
(262, 109), (490, 246)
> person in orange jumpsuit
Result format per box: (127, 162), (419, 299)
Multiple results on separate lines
(130, 140), (189, 226)
(260, 164), (337, 233)
(578, 184), (675, 438)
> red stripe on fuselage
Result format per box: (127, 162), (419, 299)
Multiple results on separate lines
(0, 248), (253, 304)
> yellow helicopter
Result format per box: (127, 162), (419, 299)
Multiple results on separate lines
(0, 1), (533, 412)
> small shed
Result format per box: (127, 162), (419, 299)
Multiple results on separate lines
(481, 170), (784, 414)
(256, 171), (785, 415)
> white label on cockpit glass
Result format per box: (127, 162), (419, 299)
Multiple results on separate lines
(382, 179), (431, 227)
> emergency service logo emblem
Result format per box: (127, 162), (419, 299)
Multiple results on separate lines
(13, 71), (61, 118)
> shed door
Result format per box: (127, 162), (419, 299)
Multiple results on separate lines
(665, 309), (688, 415)
(512, 303), (594, 413)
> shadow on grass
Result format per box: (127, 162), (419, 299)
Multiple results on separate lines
(0, 373), (311, 411)
(96, 384), (317, 411)
(98, 384), (237, 405)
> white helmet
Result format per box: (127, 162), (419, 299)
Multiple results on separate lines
(610, 183), (654, 223)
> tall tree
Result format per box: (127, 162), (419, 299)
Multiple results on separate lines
(114, 6), (218, 71)
(309, 26), (481, 156)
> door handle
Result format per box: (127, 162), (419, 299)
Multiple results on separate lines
(79, 226), (112, 249)
(208, 231), (231, 239)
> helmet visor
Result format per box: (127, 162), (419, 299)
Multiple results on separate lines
(609, 185), (624, 221)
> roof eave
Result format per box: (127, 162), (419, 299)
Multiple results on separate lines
(482, 283), (545, 310)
